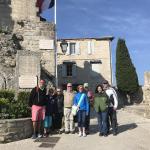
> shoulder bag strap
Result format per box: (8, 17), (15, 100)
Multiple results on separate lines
(77, 94), (85, 106)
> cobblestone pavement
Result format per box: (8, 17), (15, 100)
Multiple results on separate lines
(1, 109), (150, 150)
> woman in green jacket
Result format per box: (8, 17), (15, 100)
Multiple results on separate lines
(94, 84), (109, 137)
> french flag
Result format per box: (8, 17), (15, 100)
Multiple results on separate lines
(36, 0), (54, 13)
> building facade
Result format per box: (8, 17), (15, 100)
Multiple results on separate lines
(57, 37), (114, 91)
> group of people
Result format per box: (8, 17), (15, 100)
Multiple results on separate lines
(28, 79), (118, 139)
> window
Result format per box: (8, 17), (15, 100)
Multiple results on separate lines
(90, 60), (102, 77)
(62, 62), (77, 77)
(70, 43), (76, 54)
(91, 64), (100, 73)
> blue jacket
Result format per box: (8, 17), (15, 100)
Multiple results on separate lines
(73, 92), (89, 114)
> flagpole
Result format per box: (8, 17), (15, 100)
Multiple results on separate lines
(54, 0), (58, 87)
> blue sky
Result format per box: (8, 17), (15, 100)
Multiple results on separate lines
(42, 0), (150, 85)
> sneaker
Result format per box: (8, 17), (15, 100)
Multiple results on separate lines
(99, 133), (103, 136)
(78, 132), (82, 137)
(113, 132), (117, 136)
(31, 134), (37, 139)
(70, 131), (75, 134)
(86, 130), (89, 135)
(103, 134), (108, 137)
(43, 133), (48, 138)
(37, 134), (43, 138)
(83, 132), (86, 137)
(65, 131), (70, 134)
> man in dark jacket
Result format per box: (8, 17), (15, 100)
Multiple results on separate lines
(29, 79), (47, 139)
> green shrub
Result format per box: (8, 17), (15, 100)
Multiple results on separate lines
(17, 91), (30, 103)
(16, 91), (31, 118)
(0, 98), (9, 105)
(0, 90), (15, 102)
(0, 90), (31, 119)
(0, 98), (9, 119)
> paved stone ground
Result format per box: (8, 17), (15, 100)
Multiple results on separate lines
(1, 109), (150, 150)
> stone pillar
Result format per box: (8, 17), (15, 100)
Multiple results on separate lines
(143, 72), (150, 118)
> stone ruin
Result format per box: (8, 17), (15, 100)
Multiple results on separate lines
(143, 72), (150, 118)
(0, 0), (55, 90)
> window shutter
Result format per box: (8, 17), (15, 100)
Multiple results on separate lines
(88, 41), (92, 54)
(72, 64), (77, 77)
(66, 42), (70, 55)
(76, 42), (80, 55)
(91, 41), (94, 53)
(62, 64), (66, 77)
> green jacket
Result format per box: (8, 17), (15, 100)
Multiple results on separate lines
(94, 92), (109, 112)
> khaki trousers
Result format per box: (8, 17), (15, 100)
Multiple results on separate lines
(64, 107), (75, 132)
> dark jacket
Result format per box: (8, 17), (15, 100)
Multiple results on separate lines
(45, 95), (56, 116)
(94, 92), (109, 112)
(55, 94), (64, 114)
(28, 86), (46, 107)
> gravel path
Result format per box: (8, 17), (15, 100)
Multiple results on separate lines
(1, 109), (150, 150)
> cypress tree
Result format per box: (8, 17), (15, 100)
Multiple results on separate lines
(116, 38), (139, 94)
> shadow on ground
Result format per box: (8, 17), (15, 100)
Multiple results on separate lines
(89, 123), (137, 135)
(34, 137), (61, 148)
(118, 123), (138, 134)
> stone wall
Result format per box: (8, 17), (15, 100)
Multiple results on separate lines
(11, 0), (38, 22)
(0, 0), (14, 29)
(0, 0), (56, 89)
(0, 118), (32, 143)
(0, 32), (18, 89)
(13, 20), (55, 84)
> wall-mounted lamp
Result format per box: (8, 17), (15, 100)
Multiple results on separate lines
(60, 40), (68, 54)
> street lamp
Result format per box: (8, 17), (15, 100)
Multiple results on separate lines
(60, 40), (68, 54)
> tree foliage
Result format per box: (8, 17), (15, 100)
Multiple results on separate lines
(116, 38), (139, 93)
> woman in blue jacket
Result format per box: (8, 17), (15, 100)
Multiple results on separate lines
(73, 85), (89, 137)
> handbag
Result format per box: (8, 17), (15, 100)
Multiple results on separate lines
(71, 105), (79, 116)
(71, 94), (85, 116)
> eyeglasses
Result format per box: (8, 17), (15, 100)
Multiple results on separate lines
(67, 86), (72, 87)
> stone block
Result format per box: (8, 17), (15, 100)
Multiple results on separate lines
(7, 122), (16, 127)
(0, 136), (5, 142)
(0, 127), (8, 133)
(8, 127), (24, 133)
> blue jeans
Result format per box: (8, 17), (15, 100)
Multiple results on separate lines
(77, 110), (86, 128)
(97, 111), (108, 134)
(44, 116), (52, 128)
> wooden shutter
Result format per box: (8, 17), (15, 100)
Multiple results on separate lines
(62, 64), (66, 77)
(88, 41), (92, 54)
(72, 64), (77, 77)
(91, 41), (94, 53)
(76, 42), (80, 55)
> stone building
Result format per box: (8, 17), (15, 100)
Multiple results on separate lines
(0, 0), (55, 89)
(57, 37), (114, 91)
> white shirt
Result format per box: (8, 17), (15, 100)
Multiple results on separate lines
(105, 87), (118, 109)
